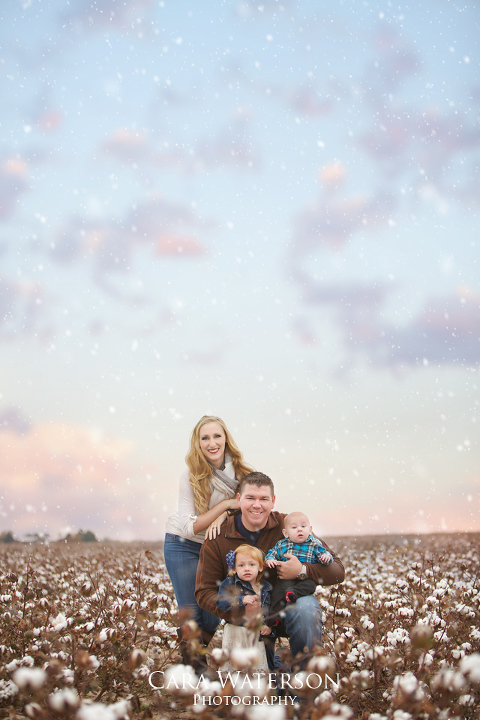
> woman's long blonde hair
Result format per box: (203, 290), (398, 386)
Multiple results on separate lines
(186, 415), (254, 515)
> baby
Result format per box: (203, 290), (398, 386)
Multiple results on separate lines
(264, 511), (333, 622)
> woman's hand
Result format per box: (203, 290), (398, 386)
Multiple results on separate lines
(205, 512), (227, 540)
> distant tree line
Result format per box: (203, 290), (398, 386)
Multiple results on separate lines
(0, 531), (15, 543)
(0, 529), (98, 543)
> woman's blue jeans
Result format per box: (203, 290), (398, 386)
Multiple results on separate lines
(164, 533), (220, 634)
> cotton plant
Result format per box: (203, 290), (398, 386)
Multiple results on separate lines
(1, 534), (480, 719)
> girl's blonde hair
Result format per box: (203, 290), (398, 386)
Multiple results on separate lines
(186, 415), (254, 515)
(229, 544), (265, 579)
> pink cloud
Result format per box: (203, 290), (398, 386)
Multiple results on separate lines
(357, 24), (480, 200)
(49, 196), (212, 304)
(372, 291), (480, 368)
(0, 415), (158, 541)
(289, 165), (395, 254)
(283, 84), (333, 118)
(99, 113), (263, 175)
(100, 128), (189, 172)
(100, 128), (151, 164)
(155, 233), (207, 257)
(295, 281), (480, 371)
(35, 109), (63, 133)
(288, 159), (480, 372)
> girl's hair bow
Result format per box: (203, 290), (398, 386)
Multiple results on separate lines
(226, 550), (236, 569)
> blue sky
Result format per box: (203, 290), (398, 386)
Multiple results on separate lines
(0, 0), (479, 540)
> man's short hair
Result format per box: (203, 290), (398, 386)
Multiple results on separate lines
(237, 471), (275, 497)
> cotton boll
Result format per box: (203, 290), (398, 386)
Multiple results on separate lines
(459, 653), (480, 685)
(48, 688), (80, 712)
(12, 667), (47, 691)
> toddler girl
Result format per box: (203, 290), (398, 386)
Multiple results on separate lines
(216, 544), (272, 674)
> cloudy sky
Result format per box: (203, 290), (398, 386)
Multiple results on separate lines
(1, 0), (479, 541)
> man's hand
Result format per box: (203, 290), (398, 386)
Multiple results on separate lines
(276, 553), (302, 579)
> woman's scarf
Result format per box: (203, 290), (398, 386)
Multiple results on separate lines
(209, 453), (238, 496)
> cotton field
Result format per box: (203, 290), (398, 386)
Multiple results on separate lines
(1, 533), (479, 719)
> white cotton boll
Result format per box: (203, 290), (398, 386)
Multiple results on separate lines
(75, 700), (130, 720)
(419, 652), (435, 668)
(328, 706), (353, 719)
(229, 647), (261, 670)
(360, 615), (374, 630)
(394, 672), (422, 699)
(0, 679), (18, 701)
(349, 670), (371, 689)
(109, 700), (131, 719)
(48, 688), (80, 712)
(87, 655), (100, 670)
(392, 711), (413, 720)
(52, 613), (68, 631)
(210, 647), (229, 666)
(7, 655), (35, 672)
(164, 664), (198, 696)
(13, 668), (47, 691)
(75, 703), (117, 720)
(194, 678), (222, 700)
(246, 704), (286, 720)
(459, 653), (480, 685)
(366, 646), (384, 660)
(459, 693), (475, 707)
(24, 702), (44, 719)
(315, 689), (335, 706)
(307, 654), (336, 676)
(62, 668), (75, 684)
(431, 668), (467, 693)
(469, 627), (480, 641)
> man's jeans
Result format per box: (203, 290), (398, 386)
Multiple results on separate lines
(264, 595), (322, 671)
(164, 533), (220, 634)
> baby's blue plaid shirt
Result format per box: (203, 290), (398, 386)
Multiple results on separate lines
(264, 534), (333, 564)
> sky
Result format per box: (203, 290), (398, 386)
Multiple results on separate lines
(0, 0), (479, 542)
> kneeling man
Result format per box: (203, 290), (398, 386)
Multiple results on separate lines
(195, 471), (345, 669)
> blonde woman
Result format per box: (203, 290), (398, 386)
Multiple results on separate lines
(164, 416), (254, 660)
